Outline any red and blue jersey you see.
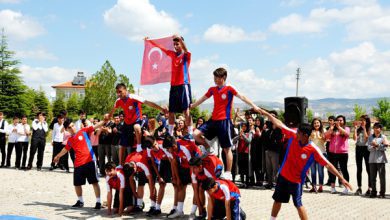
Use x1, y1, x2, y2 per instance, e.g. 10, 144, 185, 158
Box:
166, 51, 191, 86
125, 152, 151, 176
114, 94, 145, 125
174, 139, 202, 168
65, 126, 95, 168
210, 179, 240, 201
205, 85, 238, 120
279, 125, 329, 184
192, 154, 223, 183
106, 168, 125, 191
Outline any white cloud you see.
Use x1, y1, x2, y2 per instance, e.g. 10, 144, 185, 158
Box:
103, 0, 182, 41
203, 24, 266, 43
270, 1, 390, 42
0, 9, 45, 40
20, 65, 85, 98
15, 49, 58, 61
269, 14, 324, 34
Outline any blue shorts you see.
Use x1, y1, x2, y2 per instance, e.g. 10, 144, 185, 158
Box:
119, 121, 141, 147
198, 119, 234, 148
272, 175, 303, 207
213, 199, 244, 220
169, 84, 192, 113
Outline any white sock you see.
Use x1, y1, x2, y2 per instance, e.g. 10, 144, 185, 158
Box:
136, 144, 142, 152
156, 203, 161, 210
191, 204, 197, 214
137, 198, 143, 206
78, 196, 84, 203
168, 124, 174, 136
187, 126, 193, 135
96, 197, 101, 203
177, 202, 184, 212
151, 200, 156, 207
270, 217, 277, 220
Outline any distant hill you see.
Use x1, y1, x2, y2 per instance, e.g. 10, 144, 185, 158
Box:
198, 97, 389, 119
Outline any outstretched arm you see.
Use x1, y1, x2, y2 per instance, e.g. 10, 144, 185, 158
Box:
256, 108, 284, 129
190, 95, 209, 109
235, 92, 259, 111
144, 100, 168, 113
325, 162, 352, 190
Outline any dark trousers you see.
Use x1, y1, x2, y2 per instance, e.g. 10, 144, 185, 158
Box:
28, 138, 46, 168
238, 153, 249, 184
369, 163, 386, 194
355, 145, 371, 188
19, 142, 29, 168
51, 142, 68, 169
6, 142, 21, 167
0, 138, 5, 166
328, 152, 349, 183
98, 144, 112, 175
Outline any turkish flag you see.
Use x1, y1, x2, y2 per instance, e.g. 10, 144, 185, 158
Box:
140, 36, 173, 85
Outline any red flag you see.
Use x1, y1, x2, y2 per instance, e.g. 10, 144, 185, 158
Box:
140, 36, 174, 85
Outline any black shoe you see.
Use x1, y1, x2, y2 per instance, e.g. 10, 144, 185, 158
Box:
379, 193, 386, 198
72, 200, 84, 208
94, 202, 101, 210
66, 169, 70, 173
166, 209, 175, 217
354, 188, 362, 196
37, 167, 42, 171
146, 207, 156, 216
195, 211, 207, 220
5, 165, 10, 168
132, 206, 143, 213
49, 166, 54, 171
152, 208, 161, 216
264, 184, 273, 189
370, 192, 377, 198
365, 189, 372, 196
21, 166, 26, 170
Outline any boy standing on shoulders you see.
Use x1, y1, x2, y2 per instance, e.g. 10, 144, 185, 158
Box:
256, 108, 352, 220
191, 67, 260, 180
146, 35, 193, 137
53, 119, 105, 209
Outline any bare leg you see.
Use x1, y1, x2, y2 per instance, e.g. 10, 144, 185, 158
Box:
92, 182, 101, 198
297, 206, 308, 220
271, 201, 282, 218
157, 183, 166, 205
118, 147, 125, 166
134, 124, 141, 145
75, 186, 82, 197
224, 148, 233, 172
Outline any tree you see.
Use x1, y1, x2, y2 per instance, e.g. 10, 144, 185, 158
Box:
52, 92, 66, 117
31, 88, 50, 118
67, 93, 81, 119
353, 104, 367, 121
83, 60, 134, 116
306, 108, 314, 123
372, 99, 390, 128
0, 29, 28, 117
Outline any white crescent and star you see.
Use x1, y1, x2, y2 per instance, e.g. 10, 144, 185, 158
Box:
148, 47, 163, 70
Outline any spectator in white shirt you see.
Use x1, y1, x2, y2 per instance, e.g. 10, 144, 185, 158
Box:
27, 112, 48, 171
0, 112, 8, 167
6, 116, 20, 168
17, 115, 30, 169
74, 110, 91, 132
50, 114, 69, 172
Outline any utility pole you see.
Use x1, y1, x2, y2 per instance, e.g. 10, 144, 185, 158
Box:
296, 67, 300, 96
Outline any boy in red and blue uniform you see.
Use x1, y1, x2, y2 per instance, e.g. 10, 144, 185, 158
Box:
147, 35, 193, 137
257, 108, 352, 220
202, 177, 246, 220
109, 83, 167, 166
191, 67, 260, 180
53, 120, 106, 209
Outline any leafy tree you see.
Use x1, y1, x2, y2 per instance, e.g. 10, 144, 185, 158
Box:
83, 60, 134, 116
306, 108, 314, 123
0, 29, 28, 117
353, 104, 367, 121
31, 88, 50, 118
67, 92, 81, 119
118, 74, 134, 93
372, 99, 390, 128
52, 92, 66, 117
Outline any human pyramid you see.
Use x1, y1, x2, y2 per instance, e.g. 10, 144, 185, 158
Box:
53, 35, 352, 220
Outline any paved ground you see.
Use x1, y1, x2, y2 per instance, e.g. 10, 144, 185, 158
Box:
1, 142, 390, 220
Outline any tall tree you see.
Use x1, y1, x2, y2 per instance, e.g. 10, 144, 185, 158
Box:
306, 108, 314, 123
0, 29, 28, 117
83, 60, 135, 116
67, 92, 81, 119
52, 92, 66, 117
372, 99, 390, 128
353, 104, 367, 121
31, 88, 50, 119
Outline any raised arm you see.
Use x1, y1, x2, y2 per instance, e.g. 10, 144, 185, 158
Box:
235, 92, 260, 112
145, 37, 170, 55
144, 100, 168, 113
256, 108, 284, 130
325, 162, 352, 190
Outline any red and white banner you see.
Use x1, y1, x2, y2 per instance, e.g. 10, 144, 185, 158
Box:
140, 36, 173, 85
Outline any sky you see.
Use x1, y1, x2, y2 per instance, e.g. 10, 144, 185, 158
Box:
0, 0, 389, 103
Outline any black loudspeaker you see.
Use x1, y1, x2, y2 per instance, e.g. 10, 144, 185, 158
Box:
284, 97, 308, 127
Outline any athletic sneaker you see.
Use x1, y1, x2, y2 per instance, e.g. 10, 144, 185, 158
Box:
152, 209, 161, 216
168, 210, 184, 219
166, 209, 176, 217
189, 213, 196, 219
132, 206, 143, 213
146, 207, 156, 216
72, 200, 84, 208
224, 171, 232, 181
341, 188, 349, 195
94, 202, 101, 209
330, 187, 337, 194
